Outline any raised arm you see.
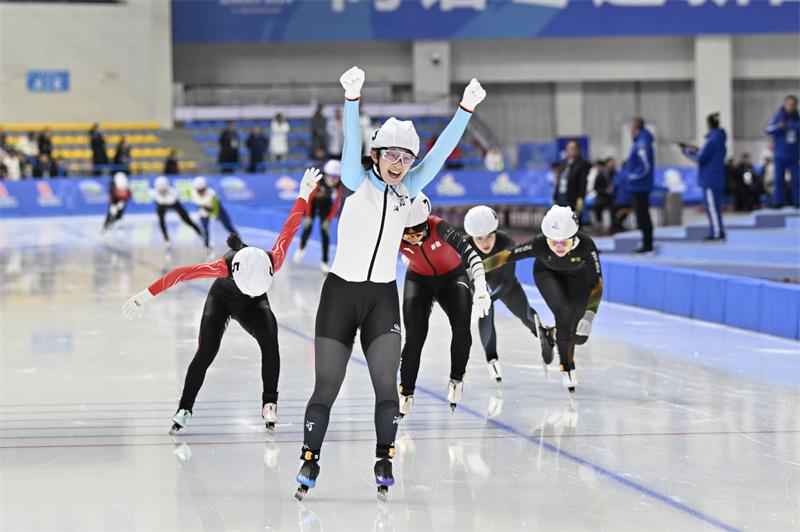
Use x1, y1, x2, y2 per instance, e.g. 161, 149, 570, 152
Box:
406, 80, 486, 196
339, 67, 367, 190
481, 238, 538, 273
271, 167, 324, 272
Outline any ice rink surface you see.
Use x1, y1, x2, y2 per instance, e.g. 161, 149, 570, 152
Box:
1, 215, 798, 531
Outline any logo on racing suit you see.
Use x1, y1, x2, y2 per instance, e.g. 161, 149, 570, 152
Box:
391, 323, 401, 335
305, 420, 315, 432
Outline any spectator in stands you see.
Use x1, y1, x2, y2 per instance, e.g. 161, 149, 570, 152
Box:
624, 117, 655, 253
680, 112, 727, 241
593, 159, 613, 231
730, 153, 761, 212
37, 128, 53, 158
611, 160, 631, 233
765, 94, 799, 207
553, 139, 589, 216
484, 146, 505, 171
761, 153, 776, 199
246, 126, 267, 172
89, 123, 109, 176
32, 154, 60, 179
113, 136, 132, 175
327, 108, 343, 159
0, 128, 8, 151
1, 149, 22, 181
269, 114, 290, 162
164, 149, 180, 175
17, 132, 39, 167
218, 121, 240, 173
310, 104, 328, 159
53, 156, 67, 177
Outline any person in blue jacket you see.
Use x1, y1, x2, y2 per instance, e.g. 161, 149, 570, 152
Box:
624, 117, 655, 253
765, 95, 799, 207
681, 113, 728, 240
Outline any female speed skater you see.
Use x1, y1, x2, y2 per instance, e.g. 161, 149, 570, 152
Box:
191, 176, 239, 252
482, 205, 604, 393
151, 176, 205, 251
398, 192, 490, 416
293, 159, 343, 273
463, 205, 555, 381
102, 172, 131, 232
294, 65, 486, 502
122, 168, 323, 433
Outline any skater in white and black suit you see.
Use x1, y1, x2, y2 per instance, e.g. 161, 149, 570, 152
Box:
295, 66, 486, 502
150, 176, 205, 250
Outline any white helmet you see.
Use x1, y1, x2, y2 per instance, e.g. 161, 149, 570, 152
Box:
323, 159, 341, 177
154, 176, 169, 191
231, 247, 274, 297
113, 172, 129, 191
406, 192, 432, 229
464, 205, 498, 237
371, 117, 420, 158
541, 205, 579, 240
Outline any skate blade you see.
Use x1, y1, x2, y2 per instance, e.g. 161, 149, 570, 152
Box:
265, 422, 275, 432
294, 486, 308, 502
168, 424, 182, 436
377, 486, 389, 502
568, 386, 576, 394
449, 403, 457, 413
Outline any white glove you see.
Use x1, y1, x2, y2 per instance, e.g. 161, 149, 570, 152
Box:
298, 167, 323, 201
122, 289, 154, 320
460, 79, 486, 112
576, 310, 595, 338
339, 66, 365, 100
472, 278, 491, 318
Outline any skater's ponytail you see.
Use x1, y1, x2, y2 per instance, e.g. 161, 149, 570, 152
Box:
226, 233, 246, 251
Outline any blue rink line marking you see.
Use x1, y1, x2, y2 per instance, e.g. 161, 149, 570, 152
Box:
69, 225, 741, 532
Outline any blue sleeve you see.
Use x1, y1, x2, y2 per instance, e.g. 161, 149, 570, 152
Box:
626, 143, 645, 180
682, 146, 699, 162
765, 111, 782, 135
405, 108, 472, 196
697, 138, 714, 165
341, 99, 366, 190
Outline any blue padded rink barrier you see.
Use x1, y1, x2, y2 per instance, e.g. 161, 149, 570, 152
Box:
1, 212, 798, 531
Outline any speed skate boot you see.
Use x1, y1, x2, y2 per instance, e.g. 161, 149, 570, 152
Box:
487, 358, 502, 382
398, 389, 414, 418
537, 321, 556, 366
295, 449, 320, 502
447, 379, 464, 412
561, 367, 578, 393
292, 247, 306, 265
375, 459, 394, 502
262, 403, 277, 432
169, 409, 192, 435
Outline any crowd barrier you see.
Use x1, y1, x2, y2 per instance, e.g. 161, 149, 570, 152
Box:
0, 167, 704, 218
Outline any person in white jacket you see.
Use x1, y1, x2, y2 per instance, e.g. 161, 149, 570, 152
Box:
294, 65, 487, 502
269, 113, 290, 161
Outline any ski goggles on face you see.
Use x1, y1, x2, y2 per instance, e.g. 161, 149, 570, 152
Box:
403, 222, 427, 240
381, 149, 416, 167
547, 238, 575, 249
